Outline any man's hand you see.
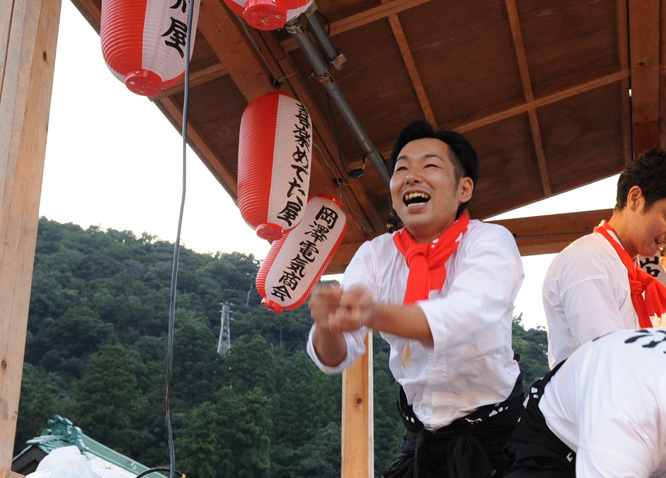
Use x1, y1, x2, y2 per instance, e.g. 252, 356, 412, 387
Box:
308, 284, 343, 333
329, 287, 377, 332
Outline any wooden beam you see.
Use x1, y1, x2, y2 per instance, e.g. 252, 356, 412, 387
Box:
197, 0, 273, 103
150, 63, 228, 101
0, 0, 60, 469
374, 70, 631, 157
616, 0, 633, 165
488, 209, 614, 256
341, 333, 373, 478
505, 0, 551, 196
381, 0, 437, 125
1, 470, 25, 478
281, 0, 433, 52
628, 0, 660, 157
330, 209, 616, 274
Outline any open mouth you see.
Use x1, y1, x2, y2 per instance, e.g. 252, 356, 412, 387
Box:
403, 192, 431, 208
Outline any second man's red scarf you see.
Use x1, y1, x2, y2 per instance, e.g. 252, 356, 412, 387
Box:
393, 212, 470, 304
595, 222, 666, 328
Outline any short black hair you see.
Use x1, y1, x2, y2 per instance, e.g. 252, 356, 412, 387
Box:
389, 120, 479, 218
616, 148, 666, 211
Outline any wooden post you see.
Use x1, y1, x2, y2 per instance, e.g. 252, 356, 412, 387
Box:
0, 470, 25, 478
341, 332, 373, 477
0, 0, 61, 471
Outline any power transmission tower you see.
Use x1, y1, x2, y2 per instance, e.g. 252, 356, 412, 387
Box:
217, 302, 231, 355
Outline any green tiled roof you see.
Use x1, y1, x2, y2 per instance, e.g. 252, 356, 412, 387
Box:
15, 415, 167, 478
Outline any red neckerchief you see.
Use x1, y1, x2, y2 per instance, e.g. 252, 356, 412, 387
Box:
595, 222, 666, 328
393, 212, 470, 304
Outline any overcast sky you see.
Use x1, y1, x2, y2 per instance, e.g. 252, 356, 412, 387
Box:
39, 1, 620, 330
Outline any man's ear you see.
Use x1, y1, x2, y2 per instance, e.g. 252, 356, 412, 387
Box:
458, 177, 474, 203
626, 185, 644, 211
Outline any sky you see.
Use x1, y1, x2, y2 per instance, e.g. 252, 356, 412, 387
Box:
39, 1, 620, 331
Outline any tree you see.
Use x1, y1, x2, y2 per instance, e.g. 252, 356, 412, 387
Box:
73, 344, 148, 457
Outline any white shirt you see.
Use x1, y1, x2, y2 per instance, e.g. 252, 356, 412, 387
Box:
307, 219, 524, 430
539, 329, 666, 477
542, 231, 638, 368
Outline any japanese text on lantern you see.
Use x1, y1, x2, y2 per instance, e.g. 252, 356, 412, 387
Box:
640, 256, 663, 279
276, 103, 311, 227
163, 0, 190, 58
270, 205, 339, 302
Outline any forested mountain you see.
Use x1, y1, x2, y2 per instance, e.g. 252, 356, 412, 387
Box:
15, 218, 548, 477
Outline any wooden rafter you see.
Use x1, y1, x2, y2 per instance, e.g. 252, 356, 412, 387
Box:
150, 63, 228, 101
381, 0, 437, 125
628, 0, 660, 157
280, 0, 433, 52
504, 0, 551, 197
617, 0, 632, 165
375, 70, 631, 157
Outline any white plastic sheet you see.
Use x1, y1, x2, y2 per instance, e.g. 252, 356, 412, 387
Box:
27, 446, 128, 478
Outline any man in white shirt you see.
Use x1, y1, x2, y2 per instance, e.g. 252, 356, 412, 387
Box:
542, 148, 666, 368
307, 121, 525, 477
504, 328, 666, 477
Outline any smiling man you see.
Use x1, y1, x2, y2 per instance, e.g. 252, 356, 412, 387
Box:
542, 148, 666, 369
307, 121, 525, 477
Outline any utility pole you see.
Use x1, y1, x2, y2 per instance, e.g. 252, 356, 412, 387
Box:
217, 302, 231, 355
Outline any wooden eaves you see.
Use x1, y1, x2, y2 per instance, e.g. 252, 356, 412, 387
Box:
2, 0, 665, 476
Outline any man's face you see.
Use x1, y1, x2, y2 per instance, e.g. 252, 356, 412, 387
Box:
389, 138, 472, 243
635, 199, 666, 257
628, 196, 666, 258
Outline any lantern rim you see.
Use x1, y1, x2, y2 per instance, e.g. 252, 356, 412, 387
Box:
243, 0, 288, 30
125, 69, 163, 97
256, 223, 284, 242
261, 298, 284, 314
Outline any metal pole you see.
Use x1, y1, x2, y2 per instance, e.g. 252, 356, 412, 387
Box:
286, 19, 391, 188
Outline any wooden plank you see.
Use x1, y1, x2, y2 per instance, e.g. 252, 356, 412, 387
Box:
0, 0, 60, 470
382, 0, 436, 125
505, 0, 551, 196
282, 0, 433, 52
1, 470, 25, 478
197, 0, 272, 103
150, 63, 227, 101
341, 333, 373, 478
628, 0, 660, 156
616, 0, 632, 165
489, 209, 614, 255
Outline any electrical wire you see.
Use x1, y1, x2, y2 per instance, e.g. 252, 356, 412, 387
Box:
325, 93, 365, 179
159, 2, 196, 478
135, 468, 185, 478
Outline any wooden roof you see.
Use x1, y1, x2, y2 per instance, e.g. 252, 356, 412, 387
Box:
70, 0, 661, 273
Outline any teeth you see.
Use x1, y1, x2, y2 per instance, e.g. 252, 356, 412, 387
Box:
403, 192, 430, 206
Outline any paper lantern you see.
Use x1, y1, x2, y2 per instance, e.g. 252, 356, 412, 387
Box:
101, 0, 200, 96
257, 194, 347, 313
238, 91, 312, 241
223, 0, 313, 31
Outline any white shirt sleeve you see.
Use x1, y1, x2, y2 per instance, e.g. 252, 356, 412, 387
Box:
305, 240, 377, 374
543, 234, 638, 367
417, 223, 523, 352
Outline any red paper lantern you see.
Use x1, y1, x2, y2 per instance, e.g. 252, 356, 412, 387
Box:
256, 194, 347, 313
238, 91, 312, 241
223, 0, 313, 31
101, 0, 200, 96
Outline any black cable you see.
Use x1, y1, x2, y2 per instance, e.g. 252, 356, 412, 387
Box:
160, 2, 195, 478
316, 10, 331, 35
135, 467, 184, 478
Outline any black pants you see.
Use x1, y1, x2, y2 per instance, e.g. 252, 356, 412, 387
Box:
383, 373, 525, 478
503, 361, 575, 477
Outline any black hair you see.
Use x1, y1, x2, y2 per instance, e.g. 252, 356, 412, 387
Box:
389, 120, 479, 218
616, 148, 666, 211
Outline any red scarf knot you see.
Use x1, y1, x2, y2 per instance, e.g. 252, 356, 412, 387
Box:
594, 222, 666, 328
393, 213, 470, 304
